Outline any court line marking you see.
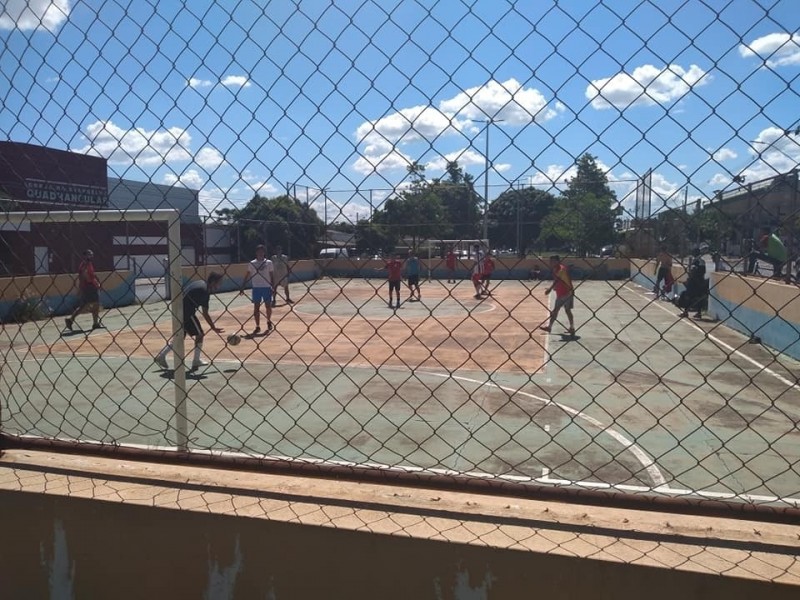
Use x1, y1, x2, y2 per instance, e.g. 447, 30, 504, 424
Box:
289, 296, 498, 321
621, 282, 799, 390
6, 354, 663, 487
421, 371, 667, 488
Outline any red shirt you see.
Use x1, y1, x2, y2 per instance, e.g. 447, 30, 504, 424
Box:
483, 256, 494, 275
386, 259, 403, 281
79, 260, 100, 290
446, 252, 456, 269
552, 263, 573, 297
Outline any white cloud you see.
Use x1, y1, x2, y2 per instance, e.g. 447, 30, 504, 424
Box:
74, 120, 193, 166
162, 169, 205, 190
221, 75, 251, 88
439, 78, 565, 124
587, 64, 710, 110
353, 145, 414, 175
353, 79, 562, 174
0, 0, 69, 32
740, 126, 800, 181
713, 148, 737, 161
739, 33, 800, 68
188, 77, 213, 88
196, 147, 224, 169
426, 148, 486, 172
708, 173, 730, 187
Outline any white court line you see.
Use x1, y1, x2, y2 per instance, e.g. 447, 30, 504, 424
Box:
621, 282, 799, 390
422, 371, 667, 488
14, 342, 800, 506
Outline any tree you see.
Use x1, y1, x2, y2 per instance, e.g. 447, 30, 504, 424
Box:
429, 161, 480, 240
216, 194, 323, 259
538, 154, 620, 255
487, 187, 556, 255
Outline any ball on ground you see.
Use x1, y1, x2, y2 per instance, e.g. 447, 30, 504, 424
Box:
226, 333, 241, 346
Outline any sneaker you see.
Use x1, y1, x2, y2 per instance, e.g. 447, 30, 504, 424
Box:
92, 321, 104, 330
253, 326, 261, 335
693, 312, 702, 319
267, 321, 273, 331
474, 294, 482, 299
286, 299, 294, 304
154, 355, 168, 369
539, 325, 551, 332
567, 327, 575, 335
65, 317, 73, 331
190, 359, 209, 371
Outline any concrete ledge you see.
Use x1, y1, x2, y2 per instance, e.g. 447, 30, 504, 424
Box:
0, 450, 798, 598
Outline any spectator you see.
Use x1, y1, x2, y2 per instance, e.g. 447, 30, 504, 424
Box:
748, 227, 786, 277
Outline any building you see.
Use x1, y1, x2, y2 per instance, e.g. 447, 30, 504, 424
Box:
709, 169, 799, 256
0, 141, 231, 277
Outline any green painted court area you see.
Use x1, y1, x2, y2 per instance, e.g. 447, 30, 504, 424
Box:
1, 279, 799, 507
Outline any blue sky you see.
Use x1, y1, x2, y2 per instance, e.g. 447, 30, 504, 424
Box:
1, 0, 799, 223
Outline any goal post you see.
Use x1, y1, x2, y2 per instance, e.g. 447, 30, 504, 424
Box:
0, 208, 190, 451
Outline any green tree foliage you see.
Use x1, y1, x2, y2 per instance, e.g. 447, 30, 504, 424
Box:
429, 161, 480, 240
538, 154, 621, 255
216, 194, 323, 259
487, 186, 556, 255
372, 162, 448, 248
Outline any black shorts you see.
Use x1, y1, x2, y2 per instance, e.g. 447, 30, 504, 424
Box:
184, 314, 202, 337
407, 274, 419, 286
79, 286, 99, 305
389, 280, 401, 293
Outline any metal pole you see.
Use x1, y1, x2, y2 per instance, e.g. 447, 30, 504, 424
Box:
167, 213, 188, 451
516, 190, 521, 257
483, 122, 489, 241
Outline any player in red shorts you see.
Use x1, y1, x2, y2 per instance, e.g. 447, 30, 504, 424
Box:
540, 255, 575, 335
481, 251, 495, 296
445, 246, 456, 283
383, 252, 404, 309
65, 249, 103, 331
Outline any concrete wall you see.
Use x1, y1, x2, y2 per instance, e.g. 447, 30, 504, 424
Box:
317, 257, 630, 280
182, 260, 320, 293
0, 270, 135, 322
1, 451, 797, 599
630, 259, 800, 359
708, 272, 800, 359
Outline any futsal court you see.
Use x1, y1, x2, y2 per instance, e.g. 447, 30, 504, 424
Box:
1, 277, 799, 507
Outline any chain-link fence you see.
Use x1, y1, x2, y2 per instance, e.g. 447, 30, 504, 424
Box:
1, 0, 800, 527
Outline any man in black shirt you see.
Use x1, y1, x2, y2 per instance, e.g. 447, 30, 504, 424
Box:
155, 272, 224, 370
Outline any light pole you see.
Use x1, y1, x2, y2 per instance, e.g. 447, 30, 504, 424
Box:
472, 118, 504, 242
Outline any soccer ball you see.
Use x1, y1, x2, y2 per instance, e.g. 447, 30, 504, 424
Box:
226, 334, 241, 346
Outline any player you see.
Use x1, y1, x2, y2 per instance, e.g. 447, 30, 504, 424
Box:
653, 246, 674, 299
384, 252, 403, 309
239, 244, 274, 334
405, 248, 421, 302
481, 251, 495, 296
540, 255, 575, 335
471, 244, 485, 299
155, 272, 224, 370
270, 244, 292, 307
445, 246, 457, 283
65, 249, 103, 331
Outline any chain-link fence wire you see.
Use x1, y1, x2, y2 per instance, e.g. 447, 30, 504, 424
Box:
1, 0, 800, 523
1, 451, 799, 589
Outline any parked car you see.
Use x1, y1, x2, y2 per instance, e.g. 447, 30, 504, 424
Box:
318, 247, 349, 259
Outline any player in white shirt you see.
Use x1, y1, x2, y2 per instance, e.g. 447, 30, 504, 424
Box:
270, 244, 292, 307
239, 244, 274, 334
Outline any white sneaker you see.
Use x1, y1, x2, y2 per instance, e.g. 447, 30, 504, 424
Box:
154, 355, 168, 369
190, 359, 209, 371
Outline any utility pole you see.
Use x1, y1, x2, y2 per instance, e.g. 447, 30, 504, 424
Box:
471, 118, 504, 242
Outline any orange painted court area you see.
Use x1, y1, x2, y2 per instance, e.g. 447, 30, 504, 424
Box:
42, 280, 550, 374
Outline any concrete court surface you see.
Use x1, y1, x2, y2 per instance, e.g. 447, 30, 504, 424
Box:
1, 277, 799, 508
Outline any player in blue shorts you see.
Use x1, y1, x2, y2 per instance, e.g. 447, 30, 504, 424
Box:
239, 244, 275, 334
